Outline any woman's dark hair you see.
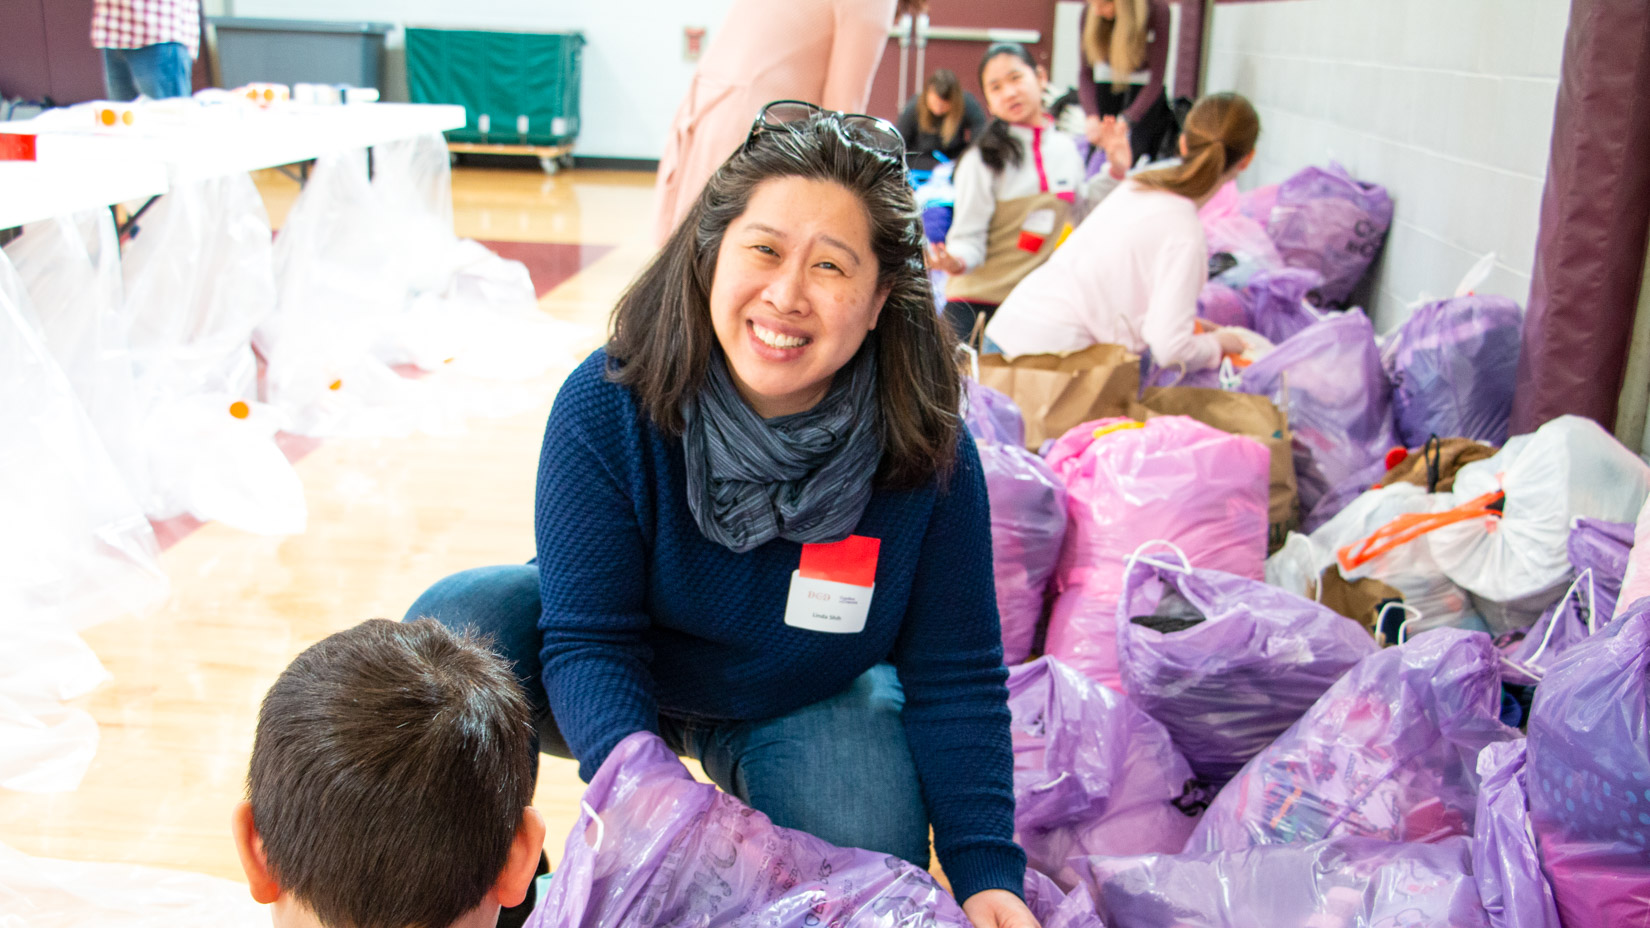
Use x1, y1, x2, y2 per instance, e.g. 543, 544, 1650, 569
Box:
972, 43, 1039, 174
606, 114, 961, 489
918, 69, 965, 146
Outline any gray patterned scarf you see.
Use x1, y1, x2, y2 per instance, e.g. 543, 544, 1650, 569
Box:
681, 346, 882, 553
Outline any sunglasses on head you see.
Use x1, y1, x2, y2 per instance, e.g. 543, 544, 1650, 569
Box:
744, 100, 905, 158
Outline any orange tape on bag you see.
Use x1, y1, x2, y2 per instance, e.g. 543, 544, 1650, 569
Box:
1336, 490, 1505, 572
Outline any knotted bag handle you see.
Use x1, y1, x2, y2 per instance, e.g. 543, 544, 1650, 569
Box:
1337, 489, 1505, 573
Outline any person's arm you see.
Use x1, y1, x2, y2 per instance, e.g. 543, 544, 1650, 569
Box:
942, 150, 995, 272
897, 97, 922, 150
822, 0, 899, 112
1140, 235, 1223, 371
535, 369, 660, 782
892, 432, 1026, 904
1076, 6, 1101, 118
1122, 0, 1172, 125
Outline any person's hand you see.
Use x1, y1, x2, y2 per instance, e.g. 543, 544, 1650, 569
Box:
1216, 329, 1249, 356
1098, 115, 1132, 179
929, 241, 966, 275
1083, 114, 1106, 147
962, 889, 1041, 928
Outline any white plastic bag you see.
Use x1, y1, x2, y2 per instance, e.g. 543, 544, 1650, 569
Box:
122, 173, 305, 534
0, 840, 267, 927
0, 255, 169, 629
1305, 484, 1485, 635
1429, 415, 1650, 632
4, 211, 151, 505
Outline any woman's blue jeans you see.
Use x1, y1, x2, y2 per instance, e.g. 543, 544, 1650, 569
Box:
405, 565, 932, 869
101, 43, 192, 101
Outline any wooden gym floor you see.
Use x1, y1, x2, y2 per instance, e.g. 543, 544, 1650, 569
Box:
0, 164, 660, 881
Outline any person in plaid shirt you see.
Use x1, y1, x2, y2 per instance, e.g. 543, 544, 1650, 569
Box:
91, 0, 200, 101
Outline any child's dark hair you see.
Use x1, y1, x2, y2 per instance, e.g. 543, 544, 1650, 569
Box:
972, 43, 1039, 174
247, 619, 535, 928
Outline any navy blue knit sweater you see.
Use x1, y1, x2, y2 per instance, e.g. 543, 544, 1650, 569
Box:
534, 349, 1023, 901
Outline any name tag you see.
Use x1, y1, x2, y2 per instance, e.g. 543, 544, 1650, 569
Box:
783, 535, 879, 634
1018, 208, 1058, 253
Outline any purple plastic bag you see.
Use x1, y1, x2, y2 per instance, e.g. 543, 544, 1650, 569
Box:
1473, 740, 1563, 928
978, 442, 1067, 664
963, 380, 1027, 449
1023, 871, 1103, 928
1240, 310, 1400, 524
1008, 657, 1199, 889
1503, 518, 1634, 681
1247, 266, 1327, 346
1525, 607, 1650, 927
922, 203, 954, 244
1384, 295, 1524, 448
1115, 554, 1378, 785
1044, 417, 1271, 690
526, 732, 972, 928
1267, 163, 1394, 307
1075, 836, 1488, 928
1301, 456, 1389, 534
1195, 281, 1251, 330
1187, 628, 1520, 852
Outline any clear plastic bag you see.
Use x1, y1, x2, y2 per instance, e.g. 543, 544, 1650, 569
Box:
0, 254, 169, 629
0, 839, 267, 927
524, 732, 974, 928
1188, 628, 1520, 852
1009, 657, 1201, 890
1076, 836, 1488, 928
121, 173, 305, 534
4, 211, 151, 506
0, 618, 111, 793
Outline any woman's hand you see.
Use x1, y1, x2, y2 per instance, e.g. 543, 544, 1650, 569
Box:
963, 889, 1041, 928
1215, 329, 1249, 356
1097, 116, 1132, 180
929, 242, 967, 275
1083, 114, 1106, 147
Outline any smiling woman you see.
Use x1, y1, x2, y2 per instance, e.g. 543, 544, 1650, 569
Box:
404, 106, 1040, 928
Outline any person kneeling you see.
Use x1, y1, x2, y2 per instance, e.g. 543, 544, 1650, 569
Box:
231, 619, 546, 928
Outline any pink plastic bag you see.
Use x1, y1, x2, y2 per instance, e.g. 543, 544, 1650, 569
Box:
1187, 628, 1520, 852
978, 443, 1066, 664
1008, 657, 1199, 889
1526, 607, 1650, 927
526, 732, 973, 928
1075, 836, 1488, 928
1473, 740, 1562, 928
1043, 417, 1270, 690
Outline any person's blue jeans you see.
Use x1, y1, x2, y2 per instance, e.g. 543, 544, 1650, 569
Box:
405, 565, 932, 868
102, 43, 192, 101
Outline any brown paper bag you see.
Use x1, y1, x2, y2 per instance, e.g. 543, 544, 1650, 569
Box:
976, 344, 1140, 451
1138, 385, 1299, 551
1317, 569, 1402, 639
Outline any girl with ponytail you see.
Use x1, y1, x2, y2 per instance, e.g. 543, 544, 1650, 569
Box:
984, 92, 1261, 369
930, 43, 1108, 342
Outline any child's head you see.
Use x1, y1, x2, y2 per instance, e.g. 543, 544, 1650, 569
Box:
1134, 92, 1260, 203
232, 619, 545, 928
977, 43, 1045, 127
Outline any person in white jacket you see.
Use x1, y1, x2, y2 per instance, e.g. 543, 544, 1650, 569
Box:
983, 93, 1260, 368
929, 43, 1120, 341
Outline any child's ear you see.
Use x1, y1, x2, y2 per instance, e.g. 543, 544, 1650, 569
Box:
231, 801, 281, 905
492, 807, 549, 909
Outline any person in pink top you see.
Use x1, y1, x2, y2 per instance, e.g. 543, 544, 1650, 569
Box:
651, 0, 924, 245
